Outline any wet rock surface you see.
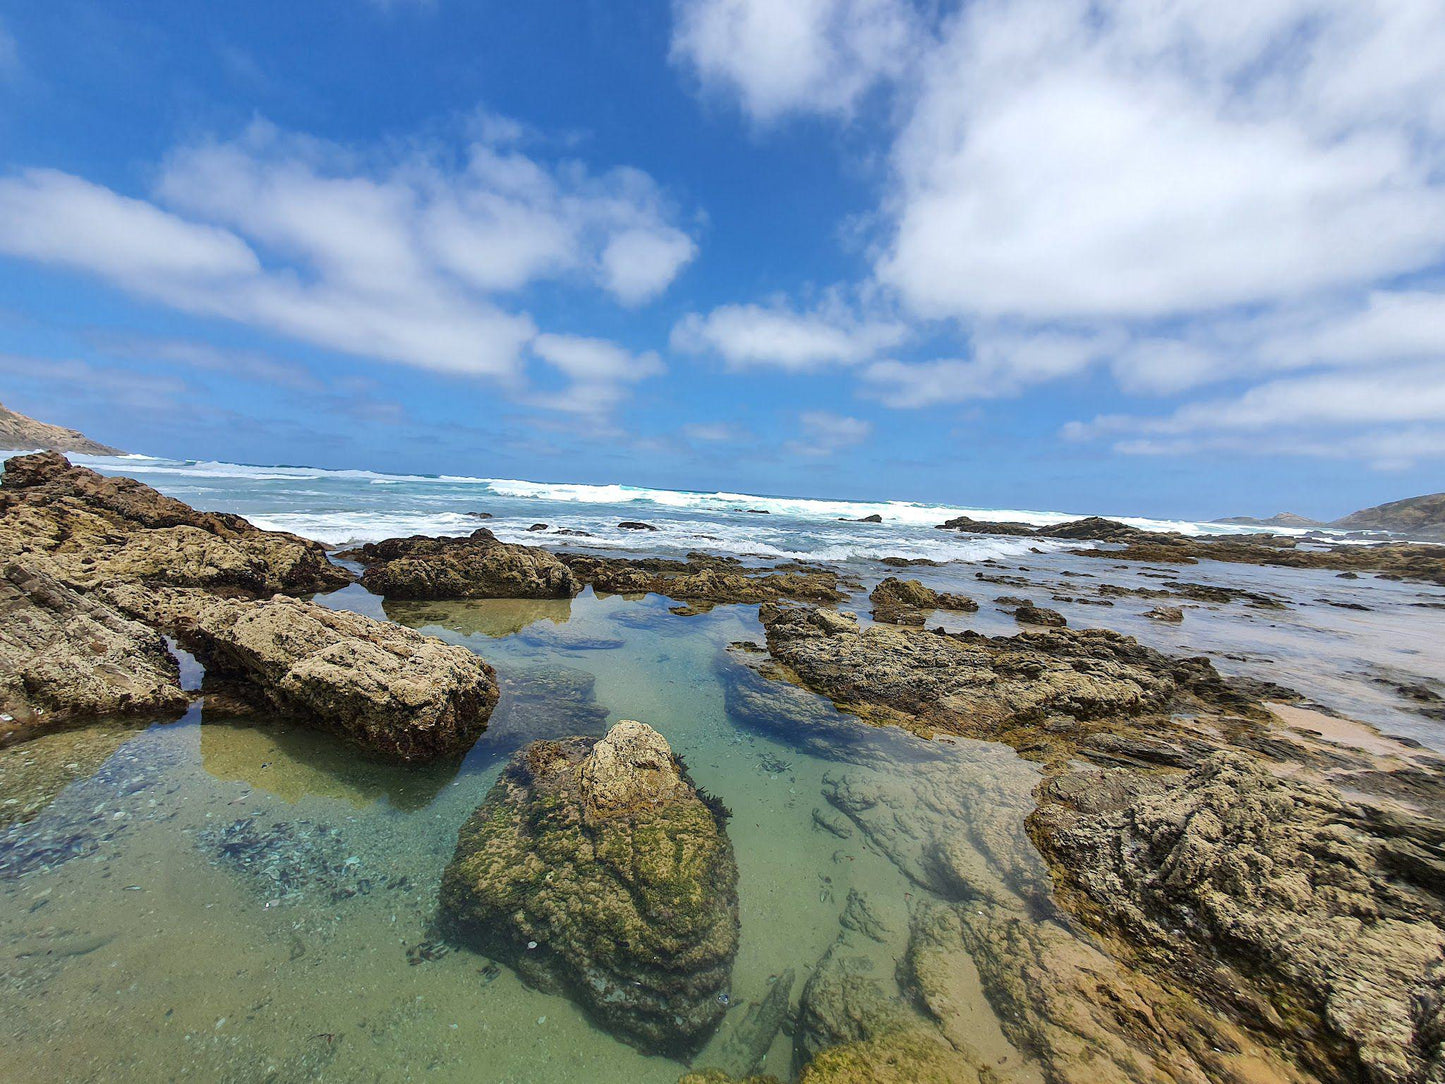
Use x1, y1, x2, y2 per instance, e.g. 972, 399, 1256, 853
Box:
867, 577, 977, 625
108, 588, 499, 762
0, 452, 350, 596
0, 562, 188, 740
561, 552, 844, 610
342, 528, 581, 600
439, 721, 740, 1056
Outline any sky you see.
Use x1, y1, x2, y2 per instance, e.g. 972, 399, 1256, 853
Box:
0, 0, 1443, 520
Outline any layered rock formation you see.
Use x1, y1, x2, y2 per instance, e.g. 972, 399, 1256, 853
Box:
0, 562, 188, 741
105, 587, 498, 762
440, 721, 740, 1055
341, 529, 581, 600
867, 577, 976, 625
0, 451, 350, 595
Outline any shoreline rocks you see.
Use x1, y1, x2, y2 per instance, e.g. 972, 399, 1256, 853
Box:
439, 721, 740, 1056
0, 451, 350, 596
868, 577, 977, 626
1, 562, 189, 741
341, 529, 581, 600
560, 552, 845, 610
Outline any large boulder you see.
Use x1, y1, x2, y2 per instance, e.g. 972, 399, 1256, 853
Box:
0, 451, 350, 596
439, 721, 740, 1055
115, 589, 498, 762
344, 529, 580, 600
0, 562, 188, 741
867, 577, 976, 625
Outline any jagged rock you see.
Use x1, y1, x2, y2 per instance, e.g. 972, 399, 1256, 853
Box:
1144, 606, 1184, 622
1032, 753, 1445, 1084
0, 561, 188, 740
1036, 517, 1149, 542
1012, 602, 1067, 627
757, 604, 1273, 761
0, 451, 349, 596
342, 529, 580, 600
562, 553, 843, 607
108, 587, 497, 762
619, 520, 658, 531
856, 514, 883, 523
439, 721, 740, 1056
935, 515, 1037, 536
868, 578, 976, 625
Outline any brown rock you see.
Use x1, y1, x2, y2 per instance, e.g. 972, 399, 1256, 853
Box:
345, 529, 580, 600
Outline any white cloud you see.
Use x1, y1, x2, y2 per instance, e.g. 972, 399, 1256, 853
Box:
787, 409, 873, 456
0, 120, 695, 388
878, 0, 1445, 322
862, 328, 1116, 406
529, 333, 664, 415
671, 0, 918, 122
681, 421, 745, 442
672, 297, 906, 371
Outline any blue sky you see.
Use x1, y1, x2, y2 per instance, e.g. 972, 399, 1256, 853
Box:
1, 0, 1443, 519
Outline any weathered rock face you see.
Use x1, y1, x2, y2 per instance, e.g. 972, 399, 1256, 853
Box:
108, 587, 498, 762
757, 604, 1272, 758
439, 721, 740, 1056
561, 553, 844, 610
0, 562, 189, 741
343, 529, 581, 600
0, 452, 350, 596
867, 578, 976, 625
1032, 754, 1445, 1084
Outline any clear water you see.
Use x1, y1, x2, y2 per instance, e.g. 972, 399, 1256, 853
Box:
0, 587, 1048, 1082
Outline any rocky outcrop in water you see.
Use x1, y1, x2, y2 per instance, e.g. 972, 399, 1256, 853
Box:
867, 577, 977, 625
0, 562, 189, 741
0, 451, 350, 596
561, 552, 844, 611
439, 721, 740, 1056
341, 528, 581, 600
106, 587, 498, 762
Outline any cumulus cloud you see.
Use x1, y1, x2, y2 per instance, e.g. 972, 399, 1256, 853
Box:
671, 0, 918, 122
0, 120, 693, 391
529, 333, 664, 415
672, 0, 1445, 466
786, 410, 873, 456
671, 296, 906, 371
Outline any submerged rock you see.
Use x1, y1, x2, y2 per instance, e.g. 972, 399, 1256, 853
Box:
117, 589, 499, 762
0, 561, 188, 740
0, 451, 349, 595
343, 528, 581, 600
440, 721, 740, 1056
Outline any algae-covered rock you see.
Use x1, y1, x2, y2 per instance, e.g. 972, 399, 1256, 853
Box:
440, 721, 740, 1056
868, 577, 977, 625
798, 1028, 992, 1083
0, 561, 189, 740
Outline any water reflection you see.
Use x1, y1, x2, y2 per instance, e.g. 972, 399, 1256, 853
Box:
383, 595, 574, 638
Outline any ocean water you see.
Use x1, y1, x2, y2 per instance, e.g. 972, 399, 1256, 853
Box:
65, 453, 1316, 565
2, 455, 1443, 1081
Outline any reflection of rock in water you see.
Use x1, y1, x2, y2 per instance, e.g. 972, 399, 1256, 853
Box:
468, 665, 612, 762
198, 719, 461, 812
198, 817, 377, 905
0, 724, 187, 877
383, 595, 574, 639
718, 645, 939, 765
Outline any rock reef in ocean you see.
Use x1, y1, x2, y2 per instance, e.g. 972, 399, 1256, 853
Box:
439, 721, 740, 1056
341, 528, 581, 600
1, 561, 189, 741
560, 552, 845, 611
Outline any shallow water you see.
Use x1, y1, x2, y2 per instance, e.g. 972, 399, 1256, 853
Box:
0, 587, 1051, 1082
